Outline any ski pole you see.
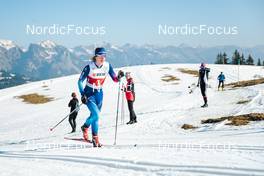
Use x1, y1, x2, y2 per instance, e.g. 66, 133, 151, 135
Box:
114, 81, 121, 145
121, 83, 125, 125
49, 103, 83, 132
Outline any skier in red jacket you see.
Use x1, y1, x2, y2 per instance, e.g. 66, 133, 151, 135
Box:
124, 72, 137, 124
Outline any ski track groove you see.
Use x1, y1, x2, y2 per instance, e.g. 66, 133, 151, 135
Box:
13, 142, 264, 153
0, 152, 264, 176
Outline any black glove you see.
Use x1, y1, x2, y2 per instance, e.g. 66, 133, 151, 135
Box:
117, 70, 125, 80
81, 95, 87, 104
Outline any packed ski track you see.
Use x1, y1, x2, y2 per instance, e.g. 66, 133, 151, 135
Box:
0, 64, 264, 176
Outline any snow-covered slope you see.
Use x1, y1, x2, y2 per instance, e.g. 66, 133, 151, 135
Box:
0, 64, 264, 176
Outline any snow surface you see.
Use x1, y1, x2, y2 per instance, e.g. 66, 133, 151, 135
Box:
0, 64, 264, 176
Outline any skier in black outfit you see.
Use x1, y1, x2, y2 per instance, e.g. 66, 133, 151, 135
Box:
197, 63, 210, 108
68, 92, 79, 133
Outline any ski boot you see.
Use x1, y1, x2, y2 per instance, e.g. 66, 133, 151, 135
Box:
92, 135, 102, 147
201, 96, 208, 108
131, 119, 137, 124
201, 103, 208, 108
81, 124, 89, 141
126, 120, 133, 125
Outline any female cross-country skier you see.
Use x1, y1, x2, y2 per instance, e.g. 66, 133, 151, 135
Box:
78, 47, 123, 147
197, 63, 210, 108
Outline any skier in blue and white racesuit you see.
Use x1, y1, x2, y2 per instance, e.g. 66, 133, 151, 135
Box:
78, 47, 124, 147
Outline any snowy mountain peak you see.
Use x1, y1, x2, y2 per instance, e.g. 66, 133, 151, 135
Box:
110, 45, 124, 52
0, 39, 17, 50
39, 40, 57, 48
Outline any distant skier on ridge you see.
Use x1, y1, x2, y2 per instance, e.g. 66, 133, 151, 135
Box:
197, 63, 210, 108
217, 72, 225, 91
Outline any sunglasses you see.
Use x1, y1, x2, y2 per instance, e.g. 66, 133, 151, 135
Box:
96, 54, 106, 58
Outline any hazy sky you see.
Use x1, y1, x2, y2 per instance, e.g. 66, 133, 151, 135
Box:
0, 0, 263, 48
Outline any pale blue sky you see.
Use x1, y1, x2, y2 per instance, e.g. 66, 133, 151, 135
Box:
0, 0, 263, 47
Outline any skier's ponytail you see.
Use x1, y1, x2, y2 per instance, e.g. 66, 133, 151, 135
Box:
91, 56, 97, 62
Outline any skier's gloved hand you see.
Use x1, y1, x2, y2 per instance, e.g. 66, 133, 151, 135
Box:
121, 87, 126, 92
76, 105, 80, 112
81, 95, 88, 104
197, 83, 199, 87
117, 70, 125, 80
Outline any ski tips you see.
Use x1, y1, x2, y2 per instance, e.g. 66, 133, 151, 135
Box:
49, 128, 53, 131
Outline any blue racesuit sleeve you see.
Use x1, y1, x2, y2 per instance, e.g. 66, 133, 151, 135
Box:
78, 65, 90, 95
108, 64, 118, 82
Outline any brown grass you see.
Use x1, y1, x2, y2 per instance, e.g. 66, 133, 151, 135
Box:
178, 68, 198, 77
226, 78, 264, 88
181, 124, 197, 130
160, 67, 171, 70
201, 113, 264, 126
225, 118, 249, 126
159, 67, 172, 72
16, 93, 54, 104
161, 74, 180, 82
237, 99, 251, 104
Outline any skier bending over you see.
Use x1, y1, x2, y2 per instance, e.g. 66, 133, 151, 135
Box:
197, 63, 210, 108
217, 72, 225, 91
78, 47, 123, 147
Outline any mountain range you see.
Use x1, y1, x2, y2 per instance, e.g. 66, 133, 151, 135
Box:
0, 39, 264, 81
